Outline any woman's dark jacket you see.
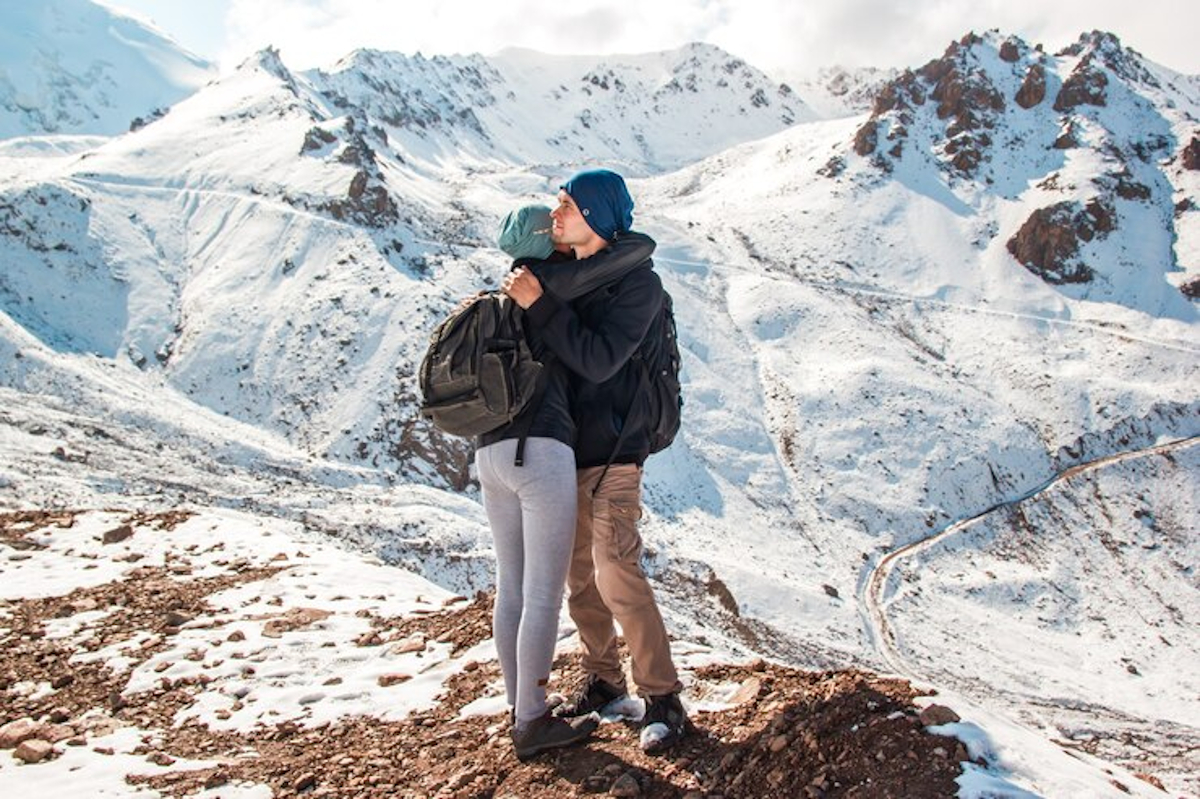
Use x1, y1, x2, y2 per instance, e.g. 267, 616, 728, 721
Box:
477, 232, 656, 453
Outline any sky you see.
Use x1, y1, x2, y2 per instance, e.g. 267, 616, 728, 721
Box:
105, 0, 1199, 81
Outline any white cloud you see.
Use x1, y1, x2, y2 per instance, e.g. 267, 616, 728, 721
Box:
218, 0, 1198, 78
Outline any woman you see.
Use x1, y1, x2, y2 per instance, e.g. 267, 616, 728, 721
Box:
475, 204, 654, 760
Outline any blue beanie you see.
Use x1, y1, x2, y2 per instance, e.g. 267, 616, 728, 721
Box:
561, 168, 634, 241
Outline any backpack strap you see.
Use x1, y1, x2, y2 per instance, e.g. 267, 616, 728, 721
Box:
590, 357, 650, 496
506, 295, 553, 468
510, 362, 550, 467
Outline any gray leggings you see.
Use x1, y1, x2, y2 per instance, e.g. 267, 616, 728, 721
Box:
476, 437, 577, 724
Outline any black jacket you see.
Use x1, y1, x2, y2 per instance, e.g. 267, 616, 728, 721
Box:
524, 248, 662, 468
477, 233, 656, 453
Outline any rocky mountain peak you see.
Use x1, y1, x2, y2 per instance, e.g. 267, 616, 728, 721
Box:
843, 28, 1193, 303
852, 29, 1010, 174
243, 46, 295, 84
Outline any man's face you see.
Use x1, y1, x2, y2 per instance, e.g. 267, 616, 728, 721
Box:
550, 190, 592, 247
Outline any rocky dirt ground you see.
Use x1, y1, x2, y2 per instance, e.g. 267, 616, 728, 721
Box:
0, 509, 974, 798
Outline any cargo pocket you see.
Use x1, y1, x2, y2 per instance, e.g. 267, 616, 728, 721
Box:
595, 498, 643, 564
478, 350, 514, 414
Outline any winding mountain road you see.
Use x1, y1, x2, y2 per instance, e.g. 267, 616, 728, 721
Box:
862, 433, 1200, 680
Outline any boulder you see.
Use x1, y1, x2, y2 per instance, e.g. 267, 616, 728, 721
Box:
0, 718, 43, 749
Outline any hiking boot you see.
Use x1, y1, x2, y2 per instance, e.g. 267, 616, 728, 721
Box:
511, 711, 599, 761
639, 692, 688, 753
554, 673, 628, 718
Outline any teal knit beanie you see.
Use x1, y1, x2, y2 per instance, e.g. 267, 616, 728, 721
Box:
497, 205, 554, 260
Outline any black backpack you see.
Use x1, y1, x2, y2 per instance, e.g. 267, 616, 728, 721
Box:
594, 291, 682, 490
418, 293, 543, 440
636, 290, 683, 454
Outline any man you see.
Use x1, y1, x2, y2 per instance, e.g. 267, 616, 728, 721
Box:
501, 169, 687, 753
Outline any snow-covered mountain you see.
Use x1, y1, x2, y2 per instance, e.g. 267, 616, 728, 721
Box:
0, 12, 1197, 796
0, 0, 214, 139
312, 43, 811, 172
846, 30, 1199, 309
792, 65, 899, 119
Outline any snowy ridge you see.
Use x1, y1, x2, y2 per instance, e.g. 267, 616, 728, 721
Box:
0, 0, 214, 138
310, 42, 812, 172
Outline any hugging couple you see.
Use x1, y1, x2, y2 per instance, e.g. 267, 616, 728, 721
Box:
476, 168, 686, 760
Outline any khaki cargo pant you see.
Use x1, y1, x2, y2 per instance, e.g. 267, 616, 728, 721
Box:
567, 464, 682, 697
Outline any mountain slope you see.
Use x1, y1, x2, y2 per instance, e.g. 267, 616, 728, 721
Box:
0, 0, 214, 139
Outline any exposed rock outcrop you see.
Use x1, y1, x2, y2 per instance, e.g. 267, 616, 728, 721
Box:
1006, 198, 1116, 284
1015, 63, 1046, 109
1054, 59, 1108, 112
1182, 136, 1200, 171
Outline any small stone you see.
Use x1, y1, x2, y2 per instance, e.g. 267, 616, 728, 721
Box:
323, 677, 343, 686
294, 772, 317, 791
93, 746, 115, 755
14, 739, 53, 763
729, 677, 762, 706
48, 707, 71, 724
204, 771, 229, 789
147, 752, 175, 766
164, 611, 191, 628
609, 773, 641, 797
918, 704, 960, 727
227, 630, 246, 642
357, 631, 383, 647
102, 524, 134, 544
822, 584, 840, 598
66, 738, 86, 747
581, 775, 609, 793
390, 635, 425, 655
769, 734, 789, 753
50, 673, 75, 689
154, 661, 172, 673
378, 673, 411, 688
41, 724, 75, 743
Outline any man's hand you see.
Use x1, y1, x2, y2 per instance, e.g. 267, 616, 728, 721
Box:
502, 267, 544, 310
